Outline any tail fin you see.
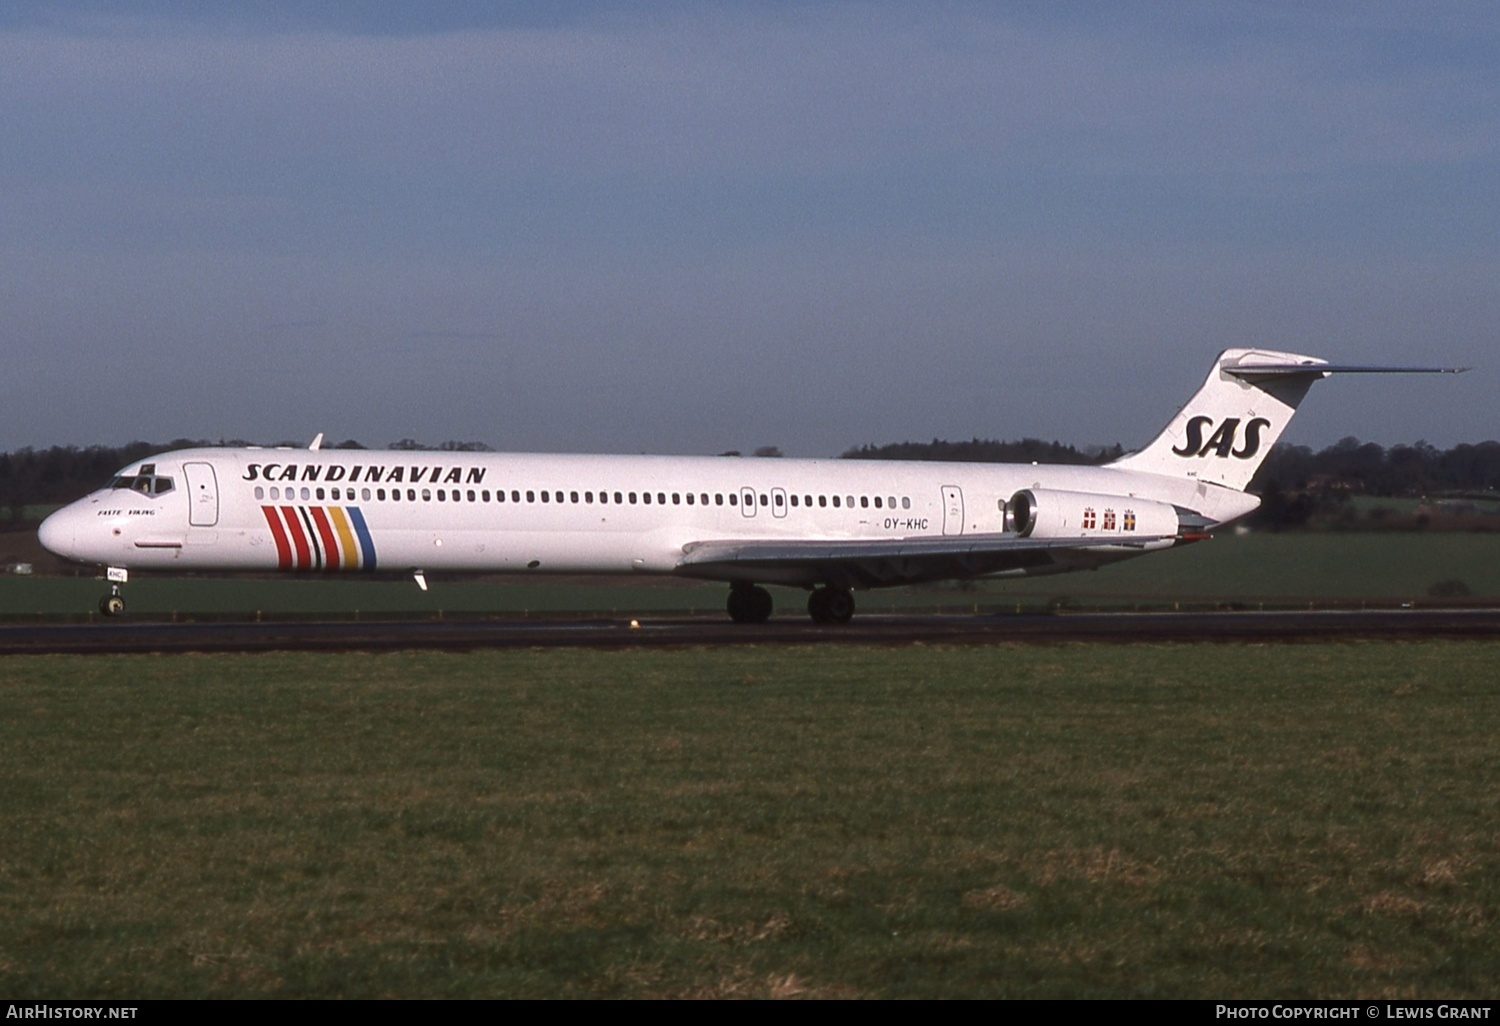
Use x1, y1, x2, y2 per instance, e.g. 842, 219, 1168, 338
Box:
1110, 348, 1464, 492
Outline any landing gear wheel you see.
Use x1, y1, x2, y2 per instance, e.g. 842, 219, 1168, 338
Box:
100, 593, 125, 617
808, 587, 855, 624
727, 584, 773, 624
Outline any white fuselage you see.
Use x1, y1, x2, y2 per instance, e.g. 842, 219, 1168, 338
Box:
37, 446, 1257, 587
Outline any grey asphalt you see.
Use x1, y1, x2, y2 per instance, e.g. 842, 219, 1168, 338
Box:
4, 608, 1500, 655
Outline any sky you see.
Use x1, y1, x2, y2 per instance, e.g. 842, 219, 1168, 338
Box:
2, 1, 1496, 457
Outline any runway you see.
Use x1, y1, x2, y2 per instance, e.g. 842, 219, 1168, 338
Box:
4, 608, 1500, 654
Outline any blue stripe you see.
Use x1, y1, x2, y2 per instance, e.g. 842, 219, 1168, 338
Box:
348, 506, 377, 572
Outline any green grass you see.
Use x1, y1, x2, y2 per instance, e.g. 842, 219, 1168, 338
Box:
7, 531, 1500, 619
1, 643, 1497, 997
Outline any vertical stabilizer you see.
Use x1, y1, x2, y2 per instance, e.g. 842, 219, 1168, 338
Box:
1109, 348, 1327, 492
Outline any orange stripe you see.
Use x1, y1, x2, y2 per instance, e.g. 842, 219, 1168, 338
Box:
328, 507, 360, 569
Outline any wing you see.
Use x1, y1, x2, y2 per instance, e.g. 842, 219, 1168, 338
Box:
676, 532, 1177, 589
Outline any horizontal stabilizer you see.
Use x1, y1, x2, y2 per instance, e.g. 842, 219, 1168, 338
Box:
1227, 362, 1467, 379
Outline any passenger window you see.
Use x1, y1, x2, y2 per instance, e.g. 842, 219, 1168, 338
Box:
774, 493, 784, 507
438, 490, 446, 502
527, 491, 535, 502
629, 492, 637, 504
407, 489, 416, 501
790, 495, 798, 507
658, 493, 666, 504
819, 496, 827, 507
902, 497, 911, 509
832, 496, 840, 508
468, 490, 476, 501
317, 488, 326, 500
377, 489, 386, 501
759, 494, 768, 506
422, 489, 431, 501
729, 493, 737, 506
254, 486, 264, 500
482, 490, 490, 501
673, 493, 681, 505
860, 496, 868, 508
301, 487, 311, 501
541, 491, 549, 503
614, 492, 623, 504
685, 493, 693, 505
585, 492, 593, 504
716, 494, 724, 506
643, 492, 652, 504
571, 491, 579, 503
512, 490, 520, 502
873, 496, 882, 508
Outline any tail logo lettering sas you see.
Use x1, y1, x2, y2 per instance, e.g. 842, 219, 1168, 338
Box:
1171, 416, 1272, 460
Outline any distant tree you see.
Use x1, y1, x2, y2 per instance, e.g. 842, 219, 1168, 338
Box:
842, 437, 1107, 465
753, 446, 784, 458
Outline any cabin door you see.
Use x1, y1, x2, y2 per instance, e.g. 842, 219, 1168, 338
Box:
184, 462, 220, 527
941, 485, 964, 536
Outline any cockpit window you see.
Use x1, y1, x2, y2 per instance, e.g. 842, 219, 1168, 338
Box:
109, 469, 175, 496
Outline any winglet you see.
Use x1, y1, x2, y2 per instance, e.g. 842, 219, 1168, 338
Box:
308, 432, 324, 451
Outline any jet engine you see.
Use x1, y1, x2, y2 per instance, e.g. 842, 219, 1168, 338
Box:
1007, 488, 1186, 540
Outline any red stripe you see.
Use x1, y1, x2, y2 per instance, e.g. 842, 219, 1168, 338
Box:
309, 507, 340, 573
281, 506, 311, 570
261, 506, 292, 570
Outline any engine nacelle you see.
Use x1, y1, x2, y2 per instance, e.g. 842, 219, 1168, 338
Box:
1008, 488, 1183, 540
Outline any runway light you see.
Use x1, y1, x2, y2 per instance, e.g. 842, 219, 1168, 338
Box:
630, 619, 640, 629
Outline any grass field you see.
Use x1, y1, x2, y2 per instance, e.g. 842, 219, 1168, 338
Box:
1, 643, 1496, 998
6, 531, 1500, 619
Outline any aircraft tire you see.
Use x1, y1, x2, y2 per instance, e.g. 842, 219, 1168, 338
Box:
728, 584, 773, 624
100, 595, 125, 617
807, 588, 830, 623
824, 588, 855, 624
807, 587, 855, 624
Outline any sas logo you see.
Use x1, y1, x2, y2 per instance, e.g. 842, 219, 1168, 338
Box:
1172, 416, 1273, 460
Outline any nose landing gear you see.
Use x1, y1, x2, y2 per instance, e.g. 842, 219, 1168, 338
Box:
99, 567, 129, 617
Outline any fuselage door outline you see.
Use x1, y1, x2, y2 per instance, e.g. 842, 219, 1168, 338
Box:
183, 462, 219, 527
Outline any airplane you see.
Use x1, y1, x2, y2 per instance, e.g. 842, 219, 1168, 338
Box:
38, 348, 1462, 622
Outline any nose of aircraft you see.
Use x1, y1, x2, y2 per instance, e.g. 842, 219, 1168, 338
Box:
38, 505, 80, 561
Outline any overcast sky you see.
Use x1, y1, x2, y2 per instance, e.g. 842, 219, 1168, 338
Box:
3, 1, 1495, 457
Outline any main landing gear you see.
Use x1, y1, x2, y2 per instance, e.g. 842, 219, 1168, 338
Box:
99, 567, 129, 617
727, 583, 774, 624
807, 586, 855, 625
725, 583, 857, 624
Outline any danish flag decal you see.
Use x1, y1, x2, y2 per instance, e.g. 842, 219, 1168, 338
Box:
1171, 416, 1273, 460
